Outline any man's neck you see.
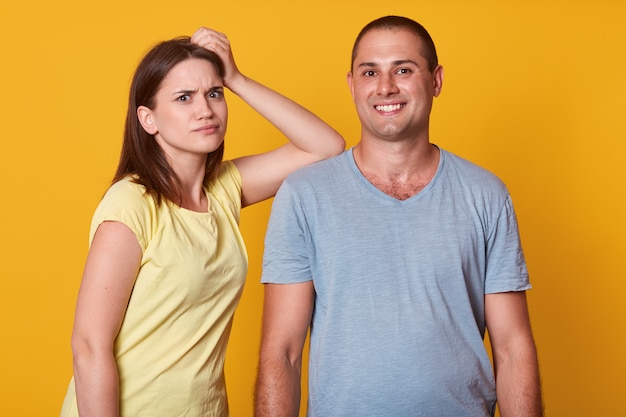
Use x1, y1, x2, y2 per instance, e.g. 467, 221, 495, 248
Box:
353, 139, 440, 200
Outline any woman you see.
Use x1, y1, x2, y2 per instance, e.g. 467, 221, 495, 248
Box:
60, 27, 344, 417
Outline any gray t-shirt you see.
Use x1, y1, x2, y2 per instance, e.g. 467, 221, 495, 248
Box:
262, 147, 531, 417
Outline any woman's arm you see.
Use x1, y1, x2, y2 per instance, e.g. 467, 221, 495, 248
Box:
191, 28, 345, 206
71, 221, 142, 417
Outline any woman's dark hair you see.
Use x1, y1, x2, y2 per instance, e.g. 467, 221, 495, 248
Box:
113, 37, 226, 206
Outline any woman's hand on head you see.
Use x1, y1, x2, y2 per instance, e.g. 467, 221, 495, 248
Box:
191, 27, 242, 88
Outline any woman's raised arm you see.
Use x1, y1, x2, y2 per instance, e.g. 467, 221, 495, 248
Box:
191, 27, 345, 206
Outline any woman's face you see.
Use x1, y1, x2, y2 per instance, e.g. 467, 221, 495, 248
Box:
138, 58, 228, 162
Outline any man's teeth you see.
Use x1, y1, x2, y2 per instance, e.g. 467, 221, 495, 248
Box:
375, 104, 403, 112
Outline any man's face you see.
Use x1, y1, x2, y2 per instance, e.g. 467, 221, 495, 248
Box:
347, 28, 443, 142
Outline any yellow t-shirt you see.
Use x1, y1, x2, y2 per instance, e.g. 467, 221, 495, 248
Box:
61, 161, 247, 417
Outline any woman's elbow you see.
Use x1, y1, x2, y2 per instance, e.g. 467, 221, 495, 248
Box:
320, 132, 346, 159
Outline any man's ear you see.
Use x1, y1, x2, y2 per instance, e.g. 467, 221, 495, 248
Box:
137, 106, 158, 135
346, 71, 355, 101
433, 65, 444, 97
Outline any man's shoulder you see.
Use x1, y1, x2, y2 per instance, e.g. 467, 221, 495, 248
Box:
441, 149, 507, 191
286, 150, 350, 183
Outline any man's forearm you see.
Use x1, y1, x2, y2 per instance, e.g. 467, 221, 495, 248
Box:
255, 357, 302, 417
496, 350, 543, 417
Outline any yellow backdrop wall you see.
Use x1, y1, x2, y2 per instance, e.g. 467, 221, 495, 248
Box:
1, 0, 624, 415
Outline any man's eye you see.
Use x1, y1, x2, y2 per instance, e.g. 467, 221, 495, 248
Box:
363, 70, 376, 77
397, 68, 411, 74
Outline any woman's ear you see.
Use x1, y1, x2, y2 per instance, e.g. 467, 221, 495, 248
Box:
137, 106, 158, 135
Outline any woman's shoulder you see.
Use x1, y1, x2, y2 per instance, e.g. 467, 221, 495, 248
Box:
90, 177, 155, 247
94, 177, 156, 225
103, 176, 147, 199
209, 161, 242, 204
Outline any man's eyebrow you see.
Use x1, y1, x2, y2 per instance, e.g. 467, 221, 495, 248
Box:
393, 59, 419, 66
357, 59, 420, 69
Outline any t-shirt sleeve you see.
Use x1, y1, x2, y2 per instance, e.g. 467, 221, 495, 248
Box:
484, 194, 532, 293
89, 179, 152, 251
261, 179, 313, 284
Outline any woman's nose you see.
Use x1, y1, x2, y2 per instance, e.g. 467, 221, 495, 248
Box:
197, 97, 213, 118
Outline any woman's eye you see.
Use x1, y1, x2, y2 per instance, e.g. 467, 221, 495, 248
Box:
209, 90, 223, 99
176, 94, 191, 102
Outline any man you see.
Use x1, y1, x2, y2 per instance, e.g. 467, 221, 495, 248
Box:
255, 15, 543, 417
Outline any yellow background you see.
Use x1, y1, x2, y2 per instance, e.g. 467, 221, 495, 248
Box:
1, 0, 624, 415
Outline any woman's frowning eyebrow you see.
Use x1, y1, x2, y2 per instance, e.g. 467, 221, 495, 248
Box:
171, 86, 224, 96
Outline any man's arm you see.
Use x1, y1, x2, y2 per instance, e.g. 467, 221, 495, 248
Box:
255, 281, 315, 417
485, 291, 543, 417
